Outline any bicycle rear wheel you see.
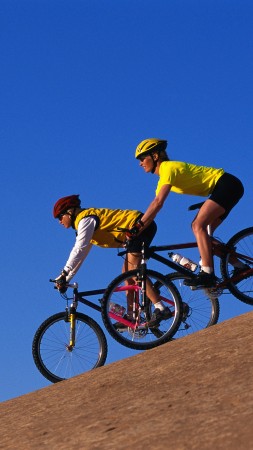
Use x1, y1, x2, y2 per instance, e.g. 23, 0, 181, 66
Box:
101, 269, 182, 350
32, 312, 107, 383
164, 273, 220, 338
220, 227, 253, 305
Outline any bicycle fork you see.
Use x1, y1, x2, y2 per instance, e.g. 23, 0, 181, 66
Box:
65, 304, 77, 351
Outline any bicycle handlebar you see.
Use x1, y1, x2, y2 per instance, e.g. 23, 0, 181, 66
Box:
49, 279, 79, 289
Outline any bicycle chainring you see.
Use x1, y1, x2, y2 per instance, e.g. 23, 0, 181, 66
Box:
127, 325, 149, 339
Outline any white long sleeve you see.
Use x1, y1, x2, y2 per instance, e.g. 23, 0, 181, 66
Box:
64, 216, 97, 281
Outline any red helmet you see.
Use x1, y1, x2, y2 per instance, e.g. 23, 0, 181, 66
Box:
53, 195, 81, 219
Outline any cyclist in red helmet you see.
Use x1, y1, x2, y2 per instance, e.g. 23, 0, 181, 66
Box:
53, 194, 171, 326
135, 138, 245, 288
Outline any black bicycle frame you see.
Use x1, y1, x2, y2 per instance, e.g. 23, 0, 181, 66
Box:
76, 288, 105, 312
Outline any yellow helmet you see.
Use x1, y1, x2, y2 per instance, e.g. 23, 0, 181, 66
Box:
135, 138, 167, 159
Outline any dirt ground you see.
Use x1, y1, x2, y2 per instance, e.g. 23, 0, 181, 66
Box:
1, 311, 253, 450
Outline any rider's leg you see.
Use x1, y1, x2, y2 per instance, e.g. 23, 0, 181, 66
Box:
122, 253, 160, 304
195, 172, 244, 268
123, 252, 163, 307
120, 221, 170, 324
122, 252, 141, 317
183, 200, 226, 287
191, 199, 225, 271
186, 173, 244, 287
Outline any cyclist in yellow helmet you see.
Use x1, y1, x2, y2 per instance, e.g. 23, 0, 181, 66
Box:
134, 138, 245, 288
52, 195, 171, 327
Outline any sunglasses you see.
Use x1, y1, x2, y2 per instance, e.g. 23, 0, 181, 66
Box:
138, 155, 150, 162
58, 213, 66, 220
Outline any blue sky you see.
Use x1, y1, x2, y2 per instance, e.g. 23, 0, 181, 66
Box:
1, 0, 253, 402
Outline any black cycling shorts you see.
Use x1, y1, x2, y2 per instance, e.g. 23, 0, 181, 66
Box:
209, 172, 244, 220
126, 220, 157, 253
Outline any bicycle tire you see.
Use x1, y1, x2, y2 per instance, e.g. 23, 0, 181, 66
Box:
101, 269, 182, 350
220, 227, 253, 305
164, 272, 220, 337
32, 312, 108, 383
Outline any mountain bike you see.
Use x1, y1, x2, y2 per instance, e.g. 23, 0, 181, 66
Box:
101, 202, 253, 344
32, 275, 183, 382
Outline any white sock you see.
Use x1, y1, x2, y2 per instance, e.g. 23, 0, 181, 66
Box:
201, 266, 213, 274
154, 301, 165, 311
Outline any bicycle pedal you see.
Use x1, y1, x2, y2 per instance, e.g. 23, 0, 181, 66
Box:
115, 327, 128, 333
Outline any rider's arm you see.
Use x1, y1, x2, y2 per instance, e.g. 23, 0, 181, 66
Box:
63, 216, 97, 281
140, 184, 171, 227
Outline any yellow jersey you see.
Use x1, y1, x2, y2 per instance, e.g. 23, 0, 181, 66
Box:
156, 161, 224, 197
74, 207, 141, 248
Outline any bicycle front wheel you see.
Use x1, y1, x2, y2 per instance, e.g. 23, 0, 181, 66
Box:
101, 269, 182, 350
220, 227, 253, 305
165, 273, 220, 338
32, 312, 108, 383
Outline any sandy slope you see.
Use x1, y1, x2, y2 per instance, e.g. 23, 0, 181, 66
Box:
1, 311, 253, 449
